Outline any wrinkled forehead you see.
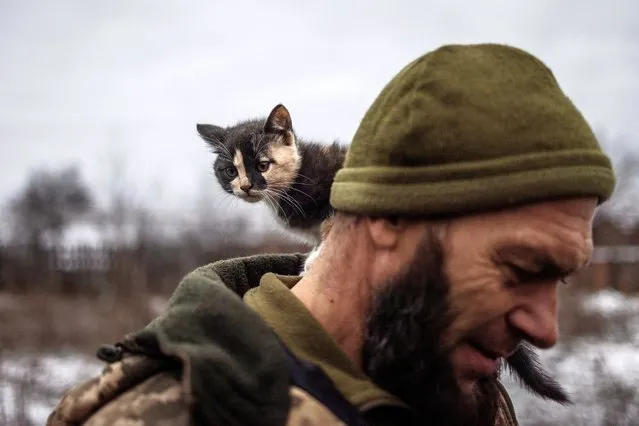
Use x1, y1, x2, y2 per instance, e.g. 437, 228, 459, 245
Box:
396, 198, 597, 280
475, 197, 597, 271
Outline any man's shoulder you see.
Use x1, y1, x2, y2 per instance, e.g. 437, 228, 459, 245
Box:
44, 253, 327, 426
188, 252, 307, 296
46, 354, 347, 426
45, 254, 309, 426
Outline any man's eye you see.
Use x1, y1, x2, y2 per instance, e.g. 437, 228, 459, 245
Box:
508, 264, 569, 285
509, 265, 537, 283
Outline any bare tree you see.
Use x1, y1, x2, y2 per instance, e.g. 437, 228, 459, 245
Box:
8, 165, 94, 249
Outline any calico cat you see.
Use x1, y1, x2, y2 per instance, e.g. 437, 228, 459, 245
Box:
197, 103, 346, 248
196, 104, 571, 406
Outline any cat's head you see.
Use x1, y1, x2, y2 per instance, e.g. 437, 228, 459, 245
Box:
196, 104, 301, 204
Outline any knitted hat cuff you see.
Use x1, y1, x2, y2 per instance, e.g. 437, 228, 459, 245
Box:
330, 153, 615, 217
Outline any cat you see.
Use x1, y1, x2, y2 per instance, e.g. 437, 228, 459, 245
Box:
196, 104, 571, 406
196, 103, 346, 251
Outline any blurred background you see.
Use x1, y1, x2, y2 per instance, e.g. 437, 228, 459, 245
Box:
1, 1, 638, 425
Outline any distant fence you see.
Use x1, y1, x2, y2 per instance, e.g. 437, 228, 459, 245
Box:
1, 242, 638, 295
53, 246, 111, 271
0, 239, 308, 295
591, 245, 639, 263
574, 245, 639, 293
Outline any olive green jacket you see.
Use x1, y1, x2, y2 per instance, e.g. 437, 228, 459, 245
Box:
46, 253, 519, 426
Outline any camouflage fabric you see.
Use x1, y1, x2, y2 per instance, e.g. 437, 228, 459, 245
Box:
46, 356, 346, 426
47, 363, 516, 426
46, 357, 347, 426
46, 253, 519, 426
46, 354, 189, 426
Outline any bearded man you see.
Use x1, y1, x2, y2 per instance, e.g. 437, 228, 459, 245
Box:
47, 43, 615, 426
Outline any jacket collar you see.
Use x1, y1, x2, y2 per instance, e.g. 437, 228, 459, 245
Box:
243, 272, 408, 412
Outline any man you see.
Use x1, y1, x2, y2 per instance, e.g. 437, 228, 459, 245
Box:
47, 43, 615, 426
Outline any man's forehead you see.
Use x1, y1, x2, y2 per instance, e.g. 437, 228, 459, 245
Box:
494, 241, 593, 275
470, 198, 597, 242
435, 197, 598, 270
501, 197, 598, 223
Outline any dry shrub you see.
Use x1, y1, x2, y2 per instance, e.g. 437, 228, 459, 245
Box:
1, 289, 159, 426
0, 290, 167, 353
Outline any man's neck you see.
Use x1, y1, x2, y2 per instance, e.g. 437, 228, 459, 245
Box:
290, 253, 373, 371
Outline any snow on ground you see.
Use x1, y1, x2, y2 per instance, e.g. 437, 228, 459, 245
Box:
1, 290, 638, 425
582, 288, 639, 318
502, 341, 639, 425
0, 351, 103, 425
503, 289, 639, 426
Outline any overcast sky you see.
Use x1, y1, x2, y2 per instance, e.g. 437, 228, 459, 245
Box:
1, 0, 638, 235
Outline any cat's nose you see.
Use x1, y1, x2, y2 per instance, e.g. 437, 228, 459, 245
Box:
240, 183, 252, 193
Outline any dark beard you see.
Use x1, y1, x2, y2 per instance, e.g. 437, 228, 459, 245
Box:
361, 231, 500, 426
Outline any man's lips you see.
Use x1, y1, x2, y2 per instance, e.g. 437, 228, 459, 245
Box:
465, 342, 501, 376
467, 337, 519, 359
463, 340, 521, 378
469, 342, 506, 360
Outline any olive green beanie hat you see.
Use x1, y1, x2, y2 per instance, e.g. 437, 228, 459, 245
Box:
329, 43, 616, 216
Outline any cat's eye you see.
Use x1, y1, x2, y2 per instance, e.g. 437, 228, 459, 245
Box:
225, 167, 237, 178
256, 161, 270, 172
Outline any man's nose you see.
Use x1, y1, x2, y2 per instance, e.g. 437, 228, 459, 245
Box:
508, 282, 559, 349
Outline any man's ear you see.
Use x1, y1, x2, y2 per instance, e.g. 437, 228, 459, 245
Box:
366, 216, 405, 250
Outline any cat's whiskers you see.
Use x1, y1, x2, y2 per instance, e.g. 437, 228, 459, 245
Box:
268, 183, 314, 205
220, 193, 238, 216
266, 187, 306, 219
204, 169, 236, 213
267, 191, 304, 220
285, 180, 315, 187
209, 135, 235, 161
280, 185, 317, 204
261, 190, 287, 220
267, 185, 310, 209
292, 171, 317, 184
264, 193, 282, 217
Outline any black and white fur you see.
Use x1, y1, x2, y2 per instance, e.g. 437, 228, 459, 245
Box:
197, 104, 346, 269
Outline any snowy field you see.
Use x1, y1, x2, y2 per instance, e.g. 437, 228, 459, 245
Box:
1, 290, 638, 426
502, 289, 639, 425
0, 351, 102, 425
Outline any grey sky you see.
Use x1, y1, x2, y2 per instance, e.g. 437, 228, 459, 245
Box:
1, 0, 638, 237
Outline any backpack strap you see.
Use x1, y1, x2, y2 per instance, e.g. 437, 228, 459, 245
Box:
279, 342, 368, 426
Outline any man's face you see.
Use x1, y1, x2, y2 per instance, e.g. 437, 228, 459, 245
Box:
362, 197, 597, 424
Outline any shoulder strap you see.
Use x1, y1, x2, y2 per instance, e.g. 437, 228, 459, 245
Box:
279, 343, 368, 426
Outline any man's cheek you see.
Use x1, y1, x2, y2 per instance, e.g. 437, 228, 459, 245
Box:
442, 270, 514, 349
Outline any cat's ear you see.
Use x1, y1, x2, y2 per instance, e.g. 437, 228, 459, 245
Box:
264, 104, 293, 135
197, 124, 227, 152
